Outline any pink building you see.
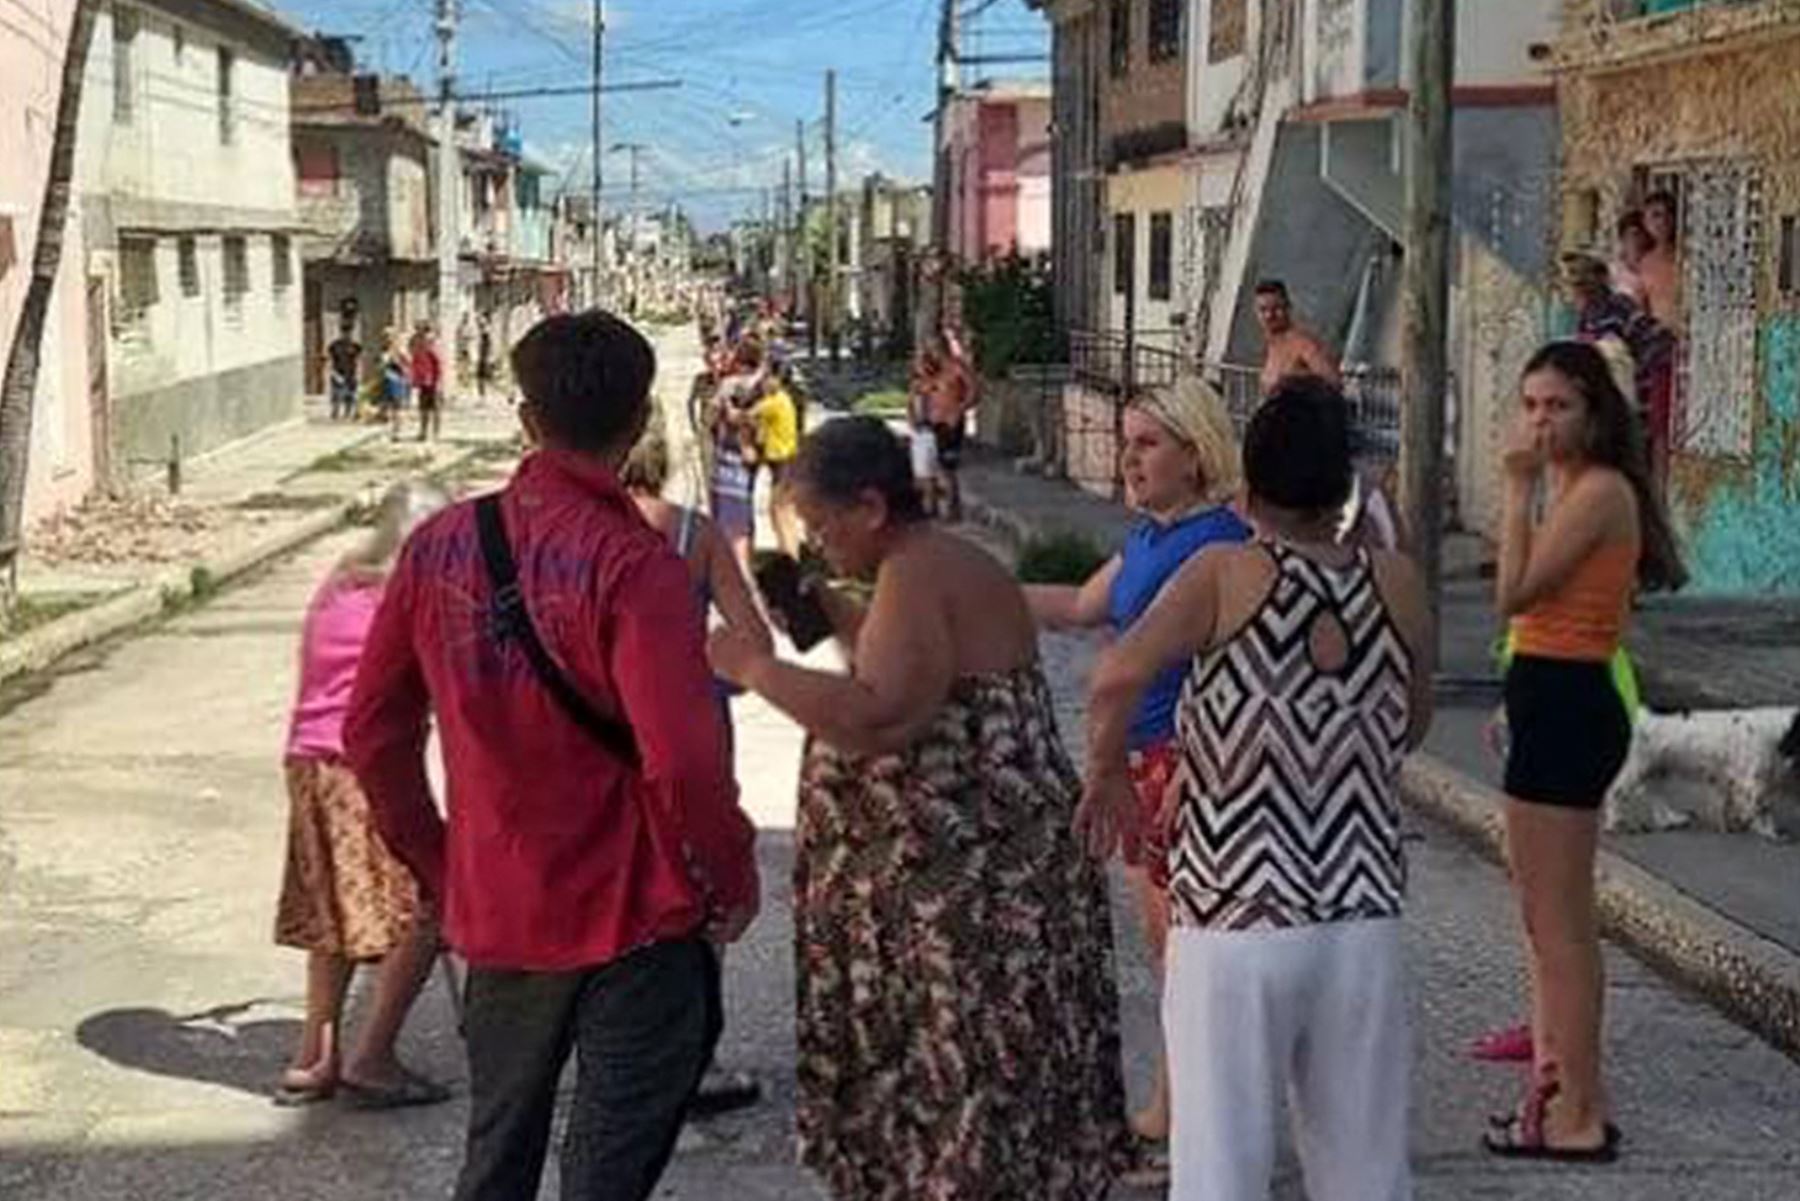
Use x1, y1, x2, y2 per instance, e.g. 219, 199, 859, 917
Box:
1, 1, 100, 524
941, 81, 1052, 265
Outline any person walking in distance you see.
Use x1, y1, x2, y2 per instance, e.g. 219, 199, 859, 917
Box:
1481, 341, 1685, 1163
1080, 378, 1435, 1201
274, 481, 453, 1110
921, 332, 977, 521
408, 321, 444, 443
1025, 377, 1249, 1170
326, 326, 361, 422
1254, 280, 1341, 395
475, 316, 497, 404
346, 310, 761, 1201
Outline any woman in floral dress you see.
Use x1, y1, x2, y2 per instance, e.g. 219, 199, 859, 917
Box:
709, 416, 1127, 1201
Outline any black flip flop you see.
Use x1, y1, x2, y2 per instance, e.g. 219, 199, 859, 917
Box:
688, 1069, 761, 1118
1484, 1113, 1622, 1163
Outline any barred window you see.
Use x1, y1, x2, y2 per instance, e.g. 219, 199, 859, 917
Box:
178, 236, 199, 297
118, 236, 158, 325
1109, 0, 1131, 77
217, 47, 236, 145
1148, 212, 1173, 301
1114, 212, 1136, 297
223, 236, 249, 311
113, 6, 138, 125
272, 234, 293, 291
1149, 0, 1182, 63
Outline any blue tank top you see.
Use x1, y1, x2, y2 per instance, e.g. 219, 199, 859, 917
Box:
1109, 504, 1252, 749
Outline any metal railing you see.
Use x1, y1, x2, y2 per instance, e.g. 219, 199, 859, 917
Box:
1068, 328, 1184, 396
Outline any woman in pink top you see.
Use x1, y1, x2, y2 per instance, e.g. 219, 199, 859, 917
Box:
274, 481, 450, 1108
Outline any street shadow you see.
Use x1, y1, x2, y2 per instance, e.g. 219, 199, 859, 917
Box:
75, 1000, 298, 1098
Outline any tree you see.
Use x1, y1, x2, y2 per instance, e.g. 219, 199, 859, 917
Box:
0, 0, 100, 628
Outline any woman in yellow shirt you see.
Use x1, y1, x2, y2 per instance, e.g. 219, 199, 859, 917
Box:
752, 369, 803, 554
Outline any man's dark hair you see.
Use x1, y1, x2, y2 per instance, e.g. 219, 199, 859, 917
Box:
510, 311, 655, 453
1244, 376, 1353, 513
1644, 189, 1678, 216
792, 416, 926, 523
1254, 279, 1291, 302
1616, 208, 1650, 240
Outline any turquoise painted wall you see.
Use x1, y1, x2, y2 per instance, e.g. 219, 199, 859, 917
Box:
1678, 313, 1800, 594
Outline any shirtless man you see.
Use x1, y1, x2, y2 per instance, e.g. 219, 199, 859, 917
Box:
1254, 280, 1341, 395
1638, 191, 1683, 333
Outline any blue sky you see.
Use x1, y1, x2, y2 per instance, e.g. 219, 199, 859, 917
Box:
274, 0, 1049, 231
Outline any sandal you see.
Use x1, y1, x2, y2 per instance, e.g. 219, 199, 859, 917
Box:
1482, 1078, 1620, 1163
1469, 1023, 1533, 1063
339, 1068, 452, 1111
272, 1067, 337, 1107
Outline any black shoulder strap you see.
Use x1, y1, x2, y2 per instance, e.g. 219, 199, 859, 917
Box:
474, 494, 639, 765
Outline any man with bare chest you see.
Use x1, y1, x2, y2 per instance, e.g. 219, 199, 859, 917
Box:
1255, 280, 1341, 395
1637, 191, 1683, 333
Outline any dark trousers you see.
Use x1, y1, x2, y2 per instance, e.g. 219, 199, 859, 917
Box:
452, 939, 720, 1201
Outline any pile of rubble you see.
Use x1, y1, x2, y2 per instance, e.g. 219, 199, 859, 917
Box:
27, 492, 243, 567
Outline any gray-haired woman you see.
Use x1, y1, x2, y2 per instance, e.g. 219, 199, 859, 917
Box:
274, 481, 451, 1108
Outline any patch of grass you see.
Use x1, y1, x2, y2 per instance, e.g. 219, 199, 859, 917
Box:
235, 492, 343, 512
304, 446, 380, 474
1015, 531, 1109, 585
852, 388, 909, 417
0, 591, 115, 640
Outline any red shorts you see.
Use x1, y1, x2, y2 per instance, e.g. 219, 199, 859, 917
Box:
1127, 740, 1180, 888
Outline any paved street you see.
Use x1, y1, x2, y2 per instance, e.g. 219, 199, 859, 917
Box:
3, 334, 1798, 1198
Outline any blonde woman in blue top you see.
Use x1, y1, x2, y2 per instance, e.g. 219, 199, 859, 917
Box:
1027, 376, 1249, 1150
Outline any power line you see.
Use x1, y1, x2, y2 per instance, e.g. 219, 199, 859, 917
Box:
292, 78, 681, 114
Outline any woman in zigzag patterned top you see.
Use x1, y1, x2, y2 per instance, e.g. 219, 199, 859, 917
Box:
1078, 377, 1436, 1201
1025, 376, 1250, 1171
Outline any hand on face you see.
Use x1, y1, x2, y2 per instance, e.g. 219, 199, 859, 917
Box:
1502, 414, 1549, 482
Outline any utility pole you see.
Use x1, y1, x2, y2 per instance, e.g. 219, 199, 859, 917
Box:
927, 0, 959, 340
824, 68, 839, 363
1400, 0, 1454, 648
797, 117, 813, 357
590, 0, 604, 307
434, 0, 460, 391
781, 156, 793, 311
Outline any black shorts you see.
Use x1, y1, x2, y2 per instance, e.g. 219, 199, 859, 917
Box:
417, 385, 441, 412
930, 421, 966, 470
1503, 654, 1631, 808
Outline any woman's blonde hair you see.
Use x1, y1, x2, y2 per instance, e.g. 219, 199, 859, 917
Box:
339, 480, 449, 582
1130, 376, 1243, 503
619, 414, 670, 495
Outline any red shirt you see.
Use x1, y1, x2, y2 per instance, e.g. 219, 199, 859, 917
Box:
344, 450, 759, 971
408, 340, 442, 389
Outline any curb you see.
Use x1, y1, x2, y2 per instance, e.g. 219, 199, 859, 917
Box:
1403, 754, 1800, 1060
0, 444, 489, 690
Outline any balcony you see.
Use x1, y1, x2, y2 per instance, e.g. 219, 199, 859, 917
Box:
1558, 0, 1792, 72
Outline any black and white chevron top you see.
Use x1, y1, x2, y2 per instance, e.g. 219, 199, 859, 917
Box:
1169, 542, 1414, 932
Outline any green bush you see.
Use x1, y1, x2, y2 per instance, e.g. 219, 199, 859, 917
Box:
852, 388, 909, 417
957, 252, 1064, 378
1014, 531, 1108, 585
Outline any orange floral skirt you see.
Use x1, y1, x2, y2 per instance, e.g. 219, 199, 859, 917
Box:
274, 757, 421, 960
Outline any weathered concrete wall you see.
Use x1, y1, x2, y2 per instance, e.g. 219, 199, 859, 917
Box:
1454, 234, 1549, 539
3, 0, 98, 522
113, 353, 301, 464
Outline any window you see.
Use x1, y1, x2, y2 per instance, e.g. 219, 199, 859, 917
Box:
117, 236, 158, 326
1113, 212, 1135, 296
1779, 215, 1798, 297
173, 23, 185, 66
272, 234, 293, 291
222, 236, 248, 313
1148, 212, 1173, 300
1109, 0, 1131, 77
177, 236, 199, 297
296, 142, 339, 197
112, 6, 138, 125
217, 47, 235, 145
1210, 0, 1248, 62
1149, 0, 1183, 63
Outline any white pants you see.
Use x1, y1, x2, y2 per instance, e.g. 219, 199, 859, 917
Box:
909, 424, 939, 479
1164, 919, 1411, 1201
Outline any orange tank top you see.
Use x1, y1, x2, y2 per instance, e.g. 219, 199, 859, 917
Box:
1510, 540, 1638, 662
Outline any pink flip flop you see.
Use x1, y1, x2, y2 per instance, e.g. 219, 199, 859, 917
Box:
1469, 1023, 1533, 1063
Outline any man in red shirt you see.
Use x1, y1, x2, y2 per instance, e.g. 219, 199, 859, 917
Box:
346, 310, 760, 1201
407, 321, 444, 443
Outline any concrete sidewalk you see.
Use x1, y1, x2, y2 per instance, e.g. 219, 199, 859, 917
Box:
958, 450, 1800, 1057
2, 399, 517, 690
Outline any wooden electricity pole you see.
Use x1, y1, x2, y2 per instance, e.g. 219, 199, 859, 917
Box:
824, 68, 839, 364
1400, 0, 1454, 646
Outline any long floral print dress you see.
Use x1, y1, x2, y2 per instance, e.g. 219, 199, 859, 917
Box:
793, 665, 1127, 1201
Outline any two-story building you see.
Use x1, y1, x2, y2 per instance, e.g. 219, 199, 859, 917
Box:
1555, 0, 1800, 593
2, 0, 101, 524
939, 81, 1052, 268
80, 0, 303, 467
291, 63, 437, 395
457, 114, 568, 371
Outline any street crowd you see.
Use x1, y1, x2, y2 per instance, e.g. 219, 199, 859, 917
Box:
263, 263, 1683, 1199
